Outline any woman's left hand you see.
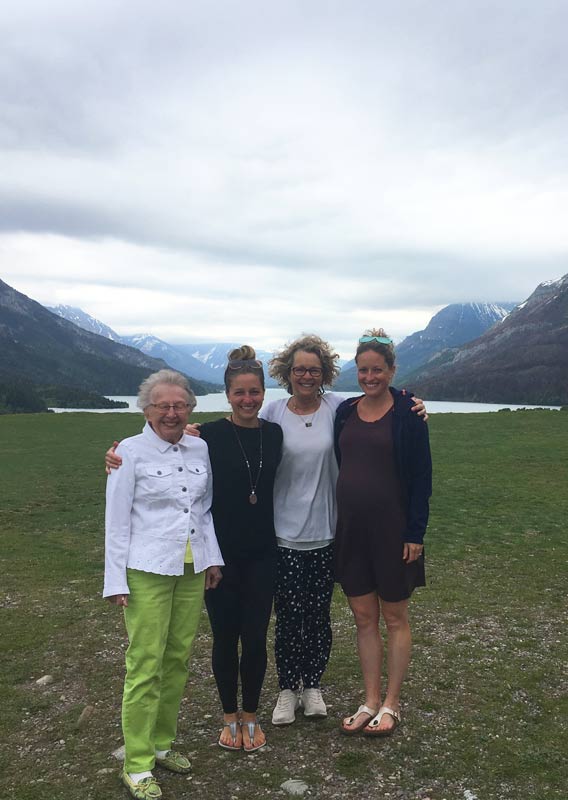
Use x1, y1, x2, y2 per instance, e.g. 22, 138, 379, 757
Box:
411, 396, 428, 421
403, 543, 423, 563
205, 566, 223, 589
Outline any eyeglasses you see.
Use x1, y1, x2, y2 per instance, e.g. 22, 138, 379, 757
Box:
358, 335, 393, 345
149, 403, 190, 412
291, 366, 323, 377
227, 359, 263, 370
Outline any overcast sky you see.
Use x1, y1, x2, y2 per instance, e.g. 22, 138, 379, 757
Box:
1, 0, 567, 358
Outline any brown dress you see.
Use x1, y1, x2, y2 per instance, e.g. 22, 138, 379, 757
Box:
334, 408, 425, 601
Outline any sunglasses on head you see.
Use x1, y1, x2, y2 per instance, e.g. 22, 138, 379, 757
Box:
227, 359, 263, 370
358, 335, 393, 345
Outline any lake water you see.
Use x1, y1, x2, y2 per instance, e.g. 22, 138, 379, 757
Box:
50, 388, 561, 414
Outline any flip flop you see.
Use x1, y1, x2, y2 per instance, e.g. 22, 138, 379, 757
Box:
362, 705, 401, 737
242, 721, 266, 752
340, 704, 378, 736
218, 720, 242, 750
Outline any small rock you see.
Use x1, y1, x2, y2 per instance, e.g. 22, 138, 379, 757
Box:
464, 792, 478, 800
76, 705, 94, 729
96, 768, 115, 775
36, 675, 54, 686
281, 779, 309, 796
112, 745, 126, 761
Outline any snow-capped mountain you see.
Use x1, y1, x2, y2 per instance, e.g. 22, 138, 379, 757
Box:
43, 306, 278, 386
335, 301, 516, 389
48, 305, 121, 341
411, 274, 568, 404
174, 343, 278, 386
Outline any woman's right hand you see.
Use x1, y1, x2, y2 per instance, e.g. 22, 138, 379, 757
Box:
105, 441, 122, 475
184, 423, 202, 438
106, 594, 128, 606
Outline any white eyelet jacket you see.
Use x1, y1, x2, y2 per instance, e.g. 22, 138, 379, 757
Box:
103, 422, 224, 598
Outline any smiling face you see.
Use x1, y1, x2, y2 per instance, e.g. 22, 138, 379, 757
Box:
289, 350, 324, 400
356, 350, 396, 401
144, 384, 192, 443
226, 372, 265, 427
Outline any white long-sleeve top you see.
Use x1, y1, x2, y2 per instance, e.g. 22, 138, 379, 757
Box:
103, 422, 224, 598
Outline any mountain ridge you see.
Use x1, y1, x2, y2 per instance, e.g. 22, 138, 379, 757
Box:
409, 275, 568, 404
0, 280, 216, 395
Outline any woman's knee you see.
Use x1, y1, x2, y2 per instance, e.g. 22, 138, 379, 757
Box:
380, 601, 409, 633
349, 595, 380, 631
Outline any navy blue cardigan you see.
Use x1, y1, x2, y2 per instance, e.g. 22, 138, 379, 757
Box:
333, 388, 432, 544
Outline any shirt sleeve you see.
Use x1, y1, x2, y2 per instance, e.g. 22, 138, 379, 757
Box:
196, 446, 224, 571
403, 412, 432, 544
103, 443, 136, 598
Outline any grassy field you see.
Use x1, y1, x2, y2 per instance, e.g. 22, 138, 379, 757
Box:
1, 409, 567, 800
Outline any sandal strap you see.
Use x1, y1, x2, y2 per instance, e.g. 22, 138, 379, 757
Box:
347, 704, 376, 723
223, 721, 239, 742
368, 706, 401, 727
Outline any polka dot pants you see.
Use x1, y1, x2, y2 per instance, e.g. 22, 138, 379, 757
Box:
274, 544, 335, 691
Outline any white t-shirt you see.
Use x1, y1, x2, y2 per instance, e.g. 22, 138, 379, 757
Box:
260, 393, 344, 549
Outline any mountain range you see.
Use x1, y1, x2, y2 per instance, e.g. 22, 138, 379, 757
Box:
4, 272, 567, 405
0, 281, 216, 396
409, 275, 568, 404
334, 302, 516, 390
48, 305, 278, 386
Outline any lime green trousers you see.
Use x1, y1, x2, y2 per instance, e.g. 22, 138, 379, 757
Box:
122, 565, 205, 773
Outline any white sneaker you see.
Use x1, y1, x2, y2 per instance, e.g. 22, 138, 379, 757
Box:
272, 689, 301, 725
301, 688, 327, 718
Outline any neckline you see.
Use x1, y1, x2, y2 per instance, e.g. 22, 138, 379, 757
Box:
223, 416, 262, 431
355, 404, 393, 424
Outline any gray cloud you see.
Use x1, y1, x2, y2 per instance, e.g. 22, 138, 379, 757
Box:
1, 1, 567, 352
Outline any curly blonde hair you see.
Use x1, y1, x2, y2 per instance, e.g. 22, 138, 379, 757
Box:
355, 328, 396, 368
268, 334, 340, 394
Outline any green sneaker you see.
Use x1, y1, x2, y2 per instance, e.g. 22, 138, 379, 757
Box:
121, 772, 162, 800
154, 750, 191, 774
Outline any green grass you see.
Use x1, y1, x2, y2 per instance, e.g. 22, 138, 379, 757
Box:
1, 409, 567, 799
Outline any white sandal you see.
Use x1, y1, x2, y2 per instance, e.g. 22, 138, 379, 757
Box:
340, 704, 378, 735
363, 705, 401, 737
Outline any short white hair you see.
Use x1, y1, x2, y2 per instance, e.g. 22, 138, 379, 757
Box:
137, 369, 196, 410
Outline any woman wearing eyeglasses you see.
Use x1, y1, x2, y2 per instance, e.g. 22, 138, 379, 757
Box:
106, 350, 283, 756
261, 335, 341, 724
334, 330, 432, 737
104, 370, 224, 800
263, 335, 427, 726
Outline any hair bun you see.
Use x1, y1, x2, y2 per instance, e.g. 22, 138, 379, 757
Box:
362, 327, 388, 339
228, 344, 256, 361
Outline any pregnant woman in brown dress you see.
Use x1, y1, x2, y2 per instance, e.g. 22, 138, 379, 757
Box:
333, 329, 432, 736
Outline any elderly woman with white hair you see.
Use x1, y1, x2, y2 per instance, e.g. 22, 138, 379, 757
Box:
104, 369, 223, 800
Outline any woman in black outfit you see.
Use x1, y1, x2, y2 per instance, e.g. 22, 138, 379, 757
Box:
200, 346, 282, 752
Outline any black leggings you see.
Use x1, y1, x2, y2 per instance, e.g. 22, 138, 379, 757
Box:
204, 552, 277, 713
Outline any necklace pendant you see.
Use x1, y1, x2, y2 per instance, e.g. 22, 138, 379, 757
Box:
249, 493, 258, 505
305, 421, 312, 428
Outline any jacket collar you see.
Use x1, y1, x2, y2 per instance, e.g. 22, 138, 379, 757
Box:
143, 421, 190, 453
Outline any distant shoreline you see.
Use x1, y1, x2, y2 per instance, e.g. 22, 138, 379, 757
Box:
49, 389, 562, 415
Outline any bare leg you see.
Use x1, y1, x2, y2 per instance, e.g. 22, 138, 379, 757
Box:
342, 592, 382, 730
371, 598, 410, 732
